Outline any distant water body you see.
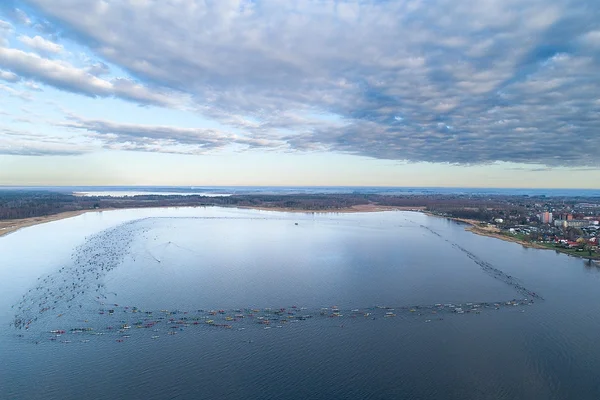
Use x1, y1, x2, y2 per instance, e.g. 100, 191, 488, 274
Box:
1, 185, 599, 197
74, 190, 231, 197
1, 207, 600, 399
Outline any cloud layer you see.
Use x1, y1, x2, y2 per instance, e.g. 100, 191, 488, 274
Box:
0, 127, 89, 156
18, 34, 62, 54
1, 0, 600, 165
61, 114, 283, 154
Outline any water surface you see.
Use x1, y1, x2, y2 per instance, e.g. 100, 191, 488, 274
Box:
1, 207, 599, 399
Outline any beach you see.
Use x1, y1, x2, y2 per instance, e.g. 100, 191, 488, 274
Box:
0, 210, 94, 238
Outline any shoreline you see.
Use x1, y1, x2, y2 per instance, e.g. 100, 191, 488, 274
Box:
0, 204, 425, 238
0, 210, 94, 238
425, 212, 600, 261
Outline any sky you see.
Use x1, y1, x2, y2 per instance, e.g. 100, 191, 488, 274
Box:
0, 0, 599, 188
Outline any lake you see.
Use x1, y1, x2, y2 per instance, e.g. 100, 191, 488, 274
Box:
1, 207, 599, 400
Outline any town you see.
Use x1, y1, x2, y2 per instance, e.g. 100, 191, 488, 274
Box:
429, 197, 600, 260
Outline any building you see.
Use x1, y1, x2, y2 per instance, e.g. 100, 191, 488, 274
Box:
553, 219, 590, 228
538, 212, 553, 224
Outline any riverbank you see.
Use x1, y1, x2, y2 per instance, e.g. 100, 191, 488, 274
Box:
0, 210, 94, 237
427, 212, 600, 260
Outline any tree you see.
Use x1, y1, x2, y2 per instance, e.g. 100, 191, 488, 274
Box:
565, 227, 583, 241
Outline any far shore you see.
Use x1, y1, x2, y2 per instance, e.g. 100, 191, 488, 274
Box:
0, 204, 426, 238
237, 204, 426, 214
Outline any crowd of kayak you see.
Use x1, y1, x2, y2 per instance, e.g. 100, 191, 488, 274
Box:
17, 298, 536, 344
12, 217, 543, 344
12, 219, 148, 331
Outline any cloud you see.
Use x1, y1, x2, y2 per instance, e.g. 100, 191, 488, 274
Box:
0, 81, 31, 100
0, 127, 90, 156
0, 2, 31, 26
60, 114, 283, 154
580, 30, 600, 48
0, 46, 184, 106
22, 80, 41, 90
85, 61, 109, 76
0, 19, 12, 32
12, 8, 30, 25
0, 19, 12, 45
0, 68, 19, 82
18, 34, 63, 54
3, 0, 600, 166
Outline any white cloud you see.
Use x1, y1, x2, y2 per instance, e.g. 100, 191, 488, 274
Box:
13, 8, 31, 26
580, 30, 600, 48
0, 46, 110, 94
0, 46, 185, 106
0, 82, 31, 100
0, 68, 19, 82
0, 127, 91, 156
23, 81, 41, 91
59, 114, 284, 154
0, 19, 12, 32
1, 0, 599, 166
18, 34, 63, 54
0, 19, 13, 46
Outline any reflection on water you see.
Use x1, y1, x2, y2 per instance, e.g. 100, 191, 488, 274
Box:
583, 260, 600, 275
2, 208, 600, 400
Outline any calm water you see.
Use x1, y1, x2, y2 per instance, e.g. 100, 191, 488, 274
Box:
1, 207, 600, 400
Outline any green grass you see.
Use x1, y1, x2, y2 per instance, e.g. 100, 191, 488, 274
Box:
538, 243, 599, 259
494, 231, 599, 260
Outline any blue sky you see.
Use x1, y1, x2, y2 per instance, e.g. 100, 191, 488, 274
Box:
0, 0, 599, 187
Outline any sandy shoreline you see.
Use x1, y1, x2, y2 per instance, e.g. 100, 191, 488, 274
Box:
425, 212, 600, 260
0, 204, 425, 238
0, 210, 94, 238
423, 212, 552, 250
